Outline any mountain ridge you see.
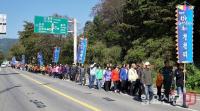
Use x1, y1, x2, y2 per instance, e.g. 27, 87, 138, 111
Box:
0, 38, 18, 55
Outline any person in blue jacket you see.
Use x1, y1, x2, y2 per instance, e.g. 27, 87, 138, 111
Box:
120, 64, 129, 93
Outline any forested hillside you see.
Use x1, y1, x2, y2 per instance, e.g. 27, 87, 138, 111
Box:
85, 0, 200, 67
0, 38, 18, 55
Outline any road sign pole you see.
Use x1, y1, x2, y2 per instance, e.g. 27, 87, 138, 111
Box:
73, 18, 77, 65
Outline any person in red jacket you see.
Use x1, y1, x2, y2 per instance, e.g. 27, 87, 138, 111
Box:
111, 65, 120, 93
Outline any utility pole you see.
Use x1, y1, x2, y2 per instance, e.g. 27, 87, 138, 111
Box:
68, 18, 77, 65
73, 18, 77, 65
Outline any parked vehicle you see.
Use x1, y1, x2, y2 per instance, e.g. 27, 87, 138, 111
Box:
1, 63, 7, 68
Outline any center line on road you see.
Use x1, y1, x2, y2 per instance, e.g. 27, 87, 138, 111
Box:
19, 73, 101, 111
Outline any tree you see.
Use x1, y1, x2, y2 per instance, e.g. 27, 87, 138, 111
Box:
0, 51, 4, 64
85, 0, 185, 64
193, 2, 200, 67
8, 42, 25, 61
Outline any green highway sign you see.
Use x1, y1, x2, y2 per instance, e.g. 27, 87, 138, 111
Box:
34, 16, 68, 35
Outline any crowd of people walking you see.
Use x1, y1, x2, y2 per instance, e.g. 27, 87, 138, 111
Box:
12, 60, 185, 103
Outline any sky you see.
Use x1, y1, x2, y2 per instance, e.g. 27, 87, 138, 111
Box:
0, 0, 100, 39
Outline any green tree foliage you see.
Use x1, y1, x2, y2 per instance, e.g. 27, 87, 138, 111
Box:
125, 37, 175, 68
186, 64, 200, 90
85, 0, 184, 65
8, 42, 25, 61
60, 37, 74, 64
0, 51, 4, 64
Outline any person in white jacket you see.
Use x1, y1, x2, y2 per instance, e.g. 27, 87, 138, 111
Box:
128, 63, 138, 96
89, 63, 97, 88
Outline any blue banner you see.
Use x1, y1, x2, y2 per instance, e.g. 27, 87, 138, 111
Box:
37, 52, 44, 66
21, 55, 25, 64
77, 38, 87, 64
176, 5, 194, 63
53, 47, 60, 63
11, 56, 16, 65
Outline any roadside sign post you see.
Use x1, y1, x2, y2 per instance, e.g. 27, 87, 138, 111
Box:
0, 14, 6, 36
34, 16, 68, 35
34, 16, 78, 65
73, 18, 77, 65
67, 18, 77, 65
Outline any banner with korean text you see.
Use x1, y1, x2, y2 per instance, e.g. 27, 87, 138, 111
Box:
176, 5, 194, 63
11, 56, 16, 65
37, 52, 44, 66
53, 47, 60, 64
77, 38, 87, 64
21, 55, 25, 64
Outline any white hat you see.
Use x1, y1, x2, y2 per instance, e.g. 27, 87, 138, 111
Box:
144, 62, 150, 66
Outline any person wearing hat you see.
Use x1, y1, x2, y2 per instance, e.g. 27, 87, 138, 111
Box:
143, 62, 154, 101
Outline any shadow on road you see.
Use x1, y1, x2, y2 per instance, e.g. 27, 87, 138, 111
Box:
0, 73, 19, 76
40, 82, 52, 86
0, 85, 21, 94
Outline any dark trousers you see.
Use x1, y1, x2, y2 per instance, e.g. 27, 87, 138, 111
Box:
53, 72, 58, 78
133, 79, 144, 99
70, 73, 76, 81
157, 85, 162, 99
121, 80, 128, 93
130, 81, 136, 96
164, 80, 172, 101
59, 74, 63, 79
104, 81, 111, 91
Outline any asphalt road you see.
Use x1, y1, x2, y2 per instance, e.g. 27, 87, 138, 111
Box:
0, 67, 199, 111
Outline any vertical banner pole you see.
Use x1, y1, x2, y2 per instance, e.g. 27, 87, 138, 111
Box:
183, 63, 188, 108
184, 63, 186, 90
73, 18, 77, 65
176, 4, 194, 108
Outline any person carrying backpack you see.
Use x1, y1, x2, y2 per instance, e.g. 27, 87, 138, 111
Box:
156, 69, 164, 100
